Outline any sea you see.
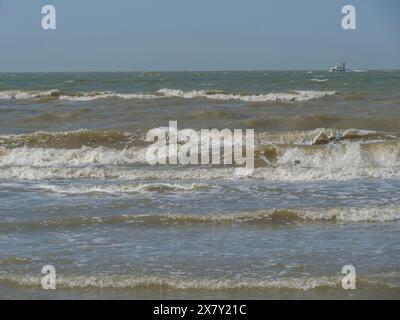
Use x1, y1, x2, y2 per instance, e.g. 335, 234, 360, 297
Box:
0, 70, 399, 299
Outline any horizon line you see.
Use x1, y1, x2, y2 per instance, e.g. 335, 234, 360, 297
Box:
1, 68, 399, 74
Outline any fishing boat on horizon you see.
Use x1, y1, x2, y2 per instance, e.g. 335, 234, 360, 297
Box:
329, 61, 351, 72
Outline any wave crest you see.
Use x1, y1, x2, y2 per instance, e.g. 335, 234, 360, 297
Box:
1, 272, 399, 290
2, 207, 399, 233
157, 88, 337, 102
0, 89, 337, 102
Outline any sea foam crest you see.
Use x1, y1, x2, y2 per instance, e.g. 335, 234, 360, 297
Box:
0, 274, 340, 290
0, 89, 60, 100
0, 89, 337, 102
1, 272, 398, 290
0, 140, 399, 181
59, 92, 160, 101
157, 88, 337, 102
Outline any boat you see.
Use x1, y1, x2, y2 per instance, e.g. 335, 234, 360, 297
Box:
329, 61, 350, 72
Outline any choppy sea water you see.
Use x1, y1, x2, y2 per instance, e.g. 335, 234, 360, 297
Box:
0, 71, 400, 299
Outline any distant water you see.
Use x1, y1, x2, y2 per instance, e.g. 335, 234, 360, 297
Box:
0, 71, 400, 299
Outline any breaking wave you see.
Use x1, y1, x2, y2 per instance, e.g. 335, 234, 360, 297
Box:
0, 274, 341, 290
0, 141, 399, 181
157, 88, 337, 102
310, 78, 328, 82
1, 207, 399, 233
59, 92, 160, 101
0, 89, 60, 100
136, 206, 400, 223
256, 128, 400, 145
0, 88, 337, 102
1, 128, 397, 150
0, 128, 399, 181
0, 146, 144, 166
1, 272, 399, 291
2, 164, 398, 181
37, 182, 209, 195
0, 89, 159, 101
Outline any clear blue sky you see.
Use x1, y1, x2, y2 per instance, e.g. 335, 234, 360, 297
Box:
0, 0, 399, 71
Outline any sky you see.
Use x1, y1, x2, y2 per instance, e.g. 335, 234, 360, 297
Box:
0, 0, 399, 71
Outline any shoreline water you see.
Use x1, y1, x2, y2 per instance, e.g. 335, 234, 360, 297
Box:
1, 71, 399, 299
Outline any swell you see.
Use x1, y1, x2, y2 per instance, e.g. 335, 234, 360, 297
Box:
1, 273, 399, 291
1, 207, 399, 232
0, 128, 397, 150
0, 88, 337, 102
243, 115, 400, 132
0, 257, 32, 266
0, 129, 141, 149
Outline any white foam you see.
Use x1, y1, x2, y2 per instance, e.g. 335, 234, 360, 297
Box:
0, 146, 145, 166
256, 128, 397, 145
36, 182, 208, 195
310, 78, 328, 82
59, 92, 160, 101
0, 274, 341, 290
1, 272, 399, 290
0, 89, 337, 102
0, 140, 399, 181
128, 207, 400, 223
0, 89, 60, 100
157, 88, 337, 102
1, 163, 399, 182
295, 206, 400, 222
